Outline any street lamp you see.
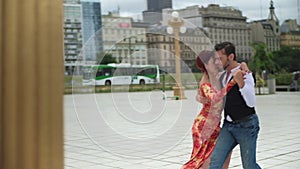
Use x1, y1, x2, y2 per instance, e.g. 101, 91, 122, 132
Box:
123, 36, 138, 65
167, 11, 187, 100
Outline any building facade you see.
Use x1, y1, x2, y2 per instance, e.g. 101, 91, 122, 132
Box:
281, 19, 299, 32
143, 0, 172, 25
63, 0, 103, 74
199, 4, 253, 61
63, 1, 83, 75
163, 4, 253, 61
81, 0, 103, 63
147, 0, 172, 12
147, 26, 211, 73
281, 31, 300, 49
102, 13, 148, 65
249, 0, 280, 52
162, 6, 203, 28
280, 19, 300, 49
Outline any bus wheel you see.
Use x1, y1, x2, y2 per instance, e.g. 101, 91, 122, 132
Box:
139, 79, 145, 85
105, 80, 111, 86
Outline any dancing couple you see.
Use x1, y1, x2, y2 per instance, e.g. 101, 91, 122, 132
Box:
182, 42, 261, 169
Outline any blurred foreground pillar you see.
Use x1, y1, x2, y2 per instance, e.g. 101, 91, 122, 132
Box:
0, 0, 64, 169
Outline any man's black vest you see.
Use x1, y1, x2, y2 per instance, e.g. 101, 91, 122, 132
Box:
224, 81, 256, 121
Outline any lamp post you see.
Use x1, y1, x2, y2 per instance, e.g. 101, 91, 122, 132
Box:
124, 36, 138, 65
167, 11, 187, 100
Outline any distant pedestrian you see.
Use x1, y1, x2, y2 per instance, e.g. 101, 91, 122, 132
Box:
292, 71, 299, 91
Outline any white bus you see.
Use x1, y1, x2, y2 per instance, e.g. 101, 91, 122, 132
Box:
82, 63, 160, 86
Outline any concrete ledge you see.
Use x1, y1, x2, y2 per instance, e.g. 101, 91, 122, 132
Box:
276, 85, 290, 91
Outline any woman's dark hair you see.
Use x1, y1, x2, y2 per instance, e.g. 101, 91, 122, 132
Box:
196, 50, 215, 74
214, 41, 236, 60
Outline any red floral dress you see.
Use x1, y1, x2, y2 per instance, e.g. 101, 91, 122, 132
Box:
182, 80, 235, 169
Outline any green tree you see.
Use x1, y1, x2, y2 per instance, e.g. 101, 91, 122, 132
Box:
249, 43, 276, 94
249, 43, 276, 75
272, 46, 300, 72
96, 52, 117, 64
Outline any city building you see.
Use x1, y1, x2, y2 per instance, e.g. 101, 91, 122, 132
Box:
249, 0, 280, 52
281, 31, 300, 49
200, 4, 253, 61
147, 0, 172, 11
281, 19, 299, 32
81, 0, 103, 63
63, 0, 103, 74
63, 0, 83, 75
163, 4, 253, 61
102, 13, 148, 65
162, 6, 203, 28
147, 26, 211, 73
281, 19, 300, 49
143, 0, 172, 25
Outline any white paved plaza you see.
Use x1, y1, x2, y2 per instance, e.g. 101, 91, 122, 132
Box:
64, 91, 300, 169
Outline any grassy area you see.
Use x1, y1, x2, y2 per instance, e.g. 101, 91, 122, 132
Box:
269, 73, 294, 85
65, 72, 299, 94
64, 73, 203, 94
64, 75, 83, 87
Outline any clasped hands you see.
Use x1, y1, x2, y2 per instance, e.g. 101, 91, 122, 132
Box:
197, 62, 250, 104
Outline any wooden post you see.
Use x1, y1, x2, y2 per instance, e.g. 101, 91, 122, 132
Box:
0, 0, 64, 169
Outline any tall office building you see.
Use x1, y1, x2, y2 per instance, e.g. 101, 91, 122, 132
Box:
147, 0, 172, 12
63, 0, 103, 74
64, 0, 82, 75
143, 0, 172, 25
81, 0, 103, 63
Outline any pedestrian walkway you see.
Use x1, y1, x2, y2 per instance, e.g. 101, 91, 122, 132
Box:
64, 91, 300, 169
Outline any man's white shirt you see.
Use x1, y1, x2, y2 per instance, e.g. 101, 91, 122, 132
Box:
222, 65, 256, 121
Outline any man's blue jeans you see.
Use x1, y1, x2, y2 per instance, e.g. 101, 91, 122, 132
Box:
209, 114, 261, 169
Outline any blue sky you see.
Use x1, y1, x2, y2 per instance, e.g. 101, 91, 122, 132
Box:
100, 0, 299, 24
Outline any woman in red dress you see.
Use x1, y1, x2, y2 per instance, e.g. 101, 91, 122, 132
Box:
182, 51, 236, 169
